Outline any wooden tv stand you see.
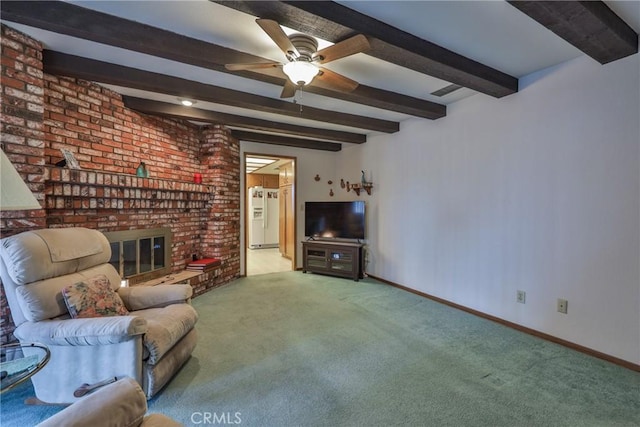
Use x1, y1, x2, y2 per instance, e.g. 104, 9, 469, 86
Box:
302, 240, 364, 281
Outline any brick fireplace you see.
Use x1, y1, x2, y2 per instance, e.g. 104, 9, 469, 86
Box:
0, 24, 241, 343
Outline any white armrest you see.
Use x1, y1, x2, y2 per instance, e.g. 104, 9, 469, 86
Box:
14, 316, 147, 346
37, 378, 149, 427
118, 284, 193, 311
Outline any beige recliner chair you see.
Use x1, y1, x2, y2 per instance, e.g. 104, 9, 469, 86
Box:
37, 377, 183, 427
0, 227, 198, 404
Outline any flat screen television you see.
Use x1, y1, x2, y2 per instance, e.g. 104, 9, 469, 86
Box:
304, 201, 365, 240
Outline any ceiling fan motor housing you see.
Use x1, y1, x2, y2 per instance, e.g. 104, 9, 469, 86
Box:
288, 33, 318, 61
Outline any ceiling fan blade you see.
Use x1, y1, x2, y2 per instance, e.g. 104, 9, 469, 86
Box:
225, 62, 281, 71
313, 34, 370, 64
256, 19, 299, 59
280, 80, 298, 98
312, 67, 359, 93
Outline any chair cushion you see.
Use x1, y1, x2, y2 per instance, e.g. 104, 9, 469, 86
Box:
34, 228, 104, 262
0, 227, 111, 286
133, 303, 198, 364
15, 264, 122, 322
62, 274, 129, 318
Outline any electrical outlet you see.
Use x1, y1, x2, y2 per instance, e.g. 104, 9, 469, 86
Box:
557, 298, 568, 314
517, 290, 526, 304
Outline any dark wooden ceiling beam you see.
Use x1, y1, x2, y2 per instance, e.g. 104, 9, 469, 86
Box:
231, 130, 342, 152
0, 0, 444, 119
315, 84, 445, 120
43, 51, 399, 133
507, 1, 638, 64
214, 1, 519, 98
0, 1, 262, 70
122, 96, 366, 144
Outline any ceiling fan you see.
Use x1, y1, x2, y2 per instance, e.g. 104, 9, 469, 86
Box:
225, 19, 370, 98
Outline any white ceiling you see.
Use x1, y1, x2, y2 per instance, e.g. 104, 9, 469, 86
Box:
3, 0, 639, 140
247, 156, 289, 175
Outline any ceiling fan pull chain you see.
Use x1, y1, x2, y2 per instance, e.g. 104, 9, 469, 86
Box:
297, 85, 304, 114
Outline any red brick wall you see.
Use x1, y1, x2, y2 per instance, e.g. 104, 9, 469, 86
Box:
0, 24, 241, 343
1, 25, 47, 343
41, 75, 215, 274
44, 75, 203, 180
0, 25, 47, 233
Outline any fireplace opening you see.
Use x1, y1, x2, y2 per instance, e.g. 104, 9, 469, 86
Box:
103, 228, 172, 283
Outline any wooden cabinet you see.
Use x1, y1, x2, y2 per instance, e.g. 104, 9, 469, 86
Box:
278, 161, 295, 260
302, 241, 364, 281
263, 174, 279, 188
279, 185, 295, 259
246, 173, 279, 189
246, 173, 262, 189
279, 161, 294, 186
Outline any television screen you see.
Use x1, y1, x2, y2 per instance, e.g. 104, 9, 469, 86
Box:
304, 201, 365, 240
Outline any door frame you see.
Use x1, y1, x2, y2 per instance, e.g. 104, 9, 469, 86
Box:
243, 152, 297, 276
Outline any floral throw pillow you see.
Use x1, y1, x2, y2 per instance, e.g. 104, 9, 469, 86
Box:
62, 274, 129, 318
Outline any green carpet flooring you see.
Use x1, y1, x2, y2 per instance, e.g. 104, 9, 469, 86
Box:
2, 271, 639, 426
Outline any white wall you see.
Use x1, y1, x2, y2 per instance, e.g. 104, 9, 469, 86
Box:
240, 142, 340, 273
335, 54, 640, 365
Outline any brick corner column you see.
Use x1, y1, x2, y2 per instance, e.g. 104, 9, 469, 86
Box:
199, 125, 240, 289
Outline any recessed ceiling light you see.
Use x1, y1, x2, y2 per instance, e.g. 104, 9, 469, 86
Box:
246, 157, 276, 165
178, 98, 196, 107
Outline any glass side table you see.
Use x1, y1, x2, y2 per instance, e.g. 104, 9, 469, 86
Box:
0, 342, 50, 393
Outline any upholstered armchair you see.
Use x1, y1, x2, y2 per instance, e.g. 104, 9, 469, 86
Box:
0, 227, 198, 404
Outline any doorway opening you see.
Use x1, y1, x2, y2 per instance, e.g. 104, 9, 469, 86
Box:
244, 153, 296, 276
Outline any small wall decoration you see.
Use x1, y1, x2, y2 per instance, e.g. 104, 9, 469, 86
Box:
346, 181, 350, 192
60, 148, 81, 170
327, 180, 333, 185
136, 162, 149, 178
314, 174, 321, 181
340, 179, 345, 189
329, 189, 334, 197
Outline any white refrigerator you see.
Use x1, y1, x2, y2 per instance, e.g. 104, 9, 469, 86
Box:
248, 186, 279, 249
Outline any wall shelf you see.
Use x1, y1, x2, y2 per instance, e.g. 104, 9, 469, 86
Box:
350, 183, 373, 196
44, 167, 214, 211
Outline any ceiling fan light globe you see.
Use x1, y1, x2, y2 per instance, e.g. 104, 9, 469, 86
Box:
283, 61, 319, 86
